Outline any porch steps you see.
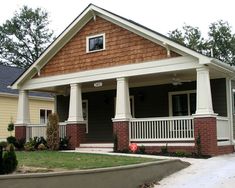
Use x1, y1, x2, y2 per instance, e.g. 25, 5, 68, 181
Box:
75, 143, 114, 153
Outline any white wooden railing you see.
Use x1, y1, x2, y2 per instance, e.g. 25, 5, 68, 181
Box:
129, 116, 194, 142
217, 116, 230, 141
26, 122, 67, 141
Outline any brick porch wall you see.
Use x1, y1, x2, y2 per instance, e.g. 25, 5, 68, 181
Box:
113, 121, 129, 151
144, 146, 195, 154
66, 124, 86, 149
194, 117, 218, 156
15, 125, 27, 141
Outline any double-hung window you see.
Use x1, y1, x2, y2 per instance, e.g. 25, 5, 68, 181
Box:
40, 109, 52, 124
169, 90, 196, 116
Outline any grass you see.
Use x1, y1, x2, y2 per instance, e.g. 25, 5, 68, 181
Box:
16, 151, 157, 170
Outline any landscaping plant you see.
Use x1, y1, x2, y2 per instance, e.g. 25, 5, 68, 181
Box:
46, 113, 60, 150
1, 144, 18, 174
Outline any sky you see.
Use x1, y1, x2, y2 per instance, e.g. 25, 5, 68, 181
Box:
0, 0, 234, 38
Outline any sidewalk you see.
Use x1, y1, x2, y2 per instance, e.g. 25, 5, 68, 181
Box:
156, 153, 235, 188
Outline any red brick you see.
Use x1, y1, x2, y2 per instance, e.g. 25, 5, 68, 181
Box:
113, 121, 129, 151
15, 125, 26, 140
66, 124, 86, 149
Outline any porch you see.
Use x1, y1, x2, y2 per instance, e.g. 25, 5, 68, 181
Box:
24, 115, 230, 148
14, 61, 235, 156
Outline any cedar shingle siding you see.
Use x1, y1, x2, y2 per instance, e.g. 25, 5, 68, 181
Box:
39, 16, 180, 77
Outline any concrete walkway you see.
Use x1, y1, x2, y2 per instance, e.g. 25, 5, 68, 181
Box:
156, 153, 235, 188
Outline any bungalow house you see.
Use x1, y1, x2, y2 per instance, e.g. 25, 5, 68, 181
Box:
11, 4, 235, 155
0, 65, 54, 141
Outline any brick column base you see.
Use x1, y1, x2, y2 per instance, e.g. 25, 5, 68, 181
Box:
113, 121, 129, 151
66, 124, 86, 149
15, 125, 27, 141
194, 117, 217, 156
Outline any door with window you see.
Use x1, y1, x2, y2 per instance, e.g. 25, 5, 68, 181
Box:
169, 91, 196, 116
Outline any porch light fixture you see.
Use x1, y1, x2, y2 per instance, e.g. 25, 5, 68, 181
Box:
94, 82, 103, 87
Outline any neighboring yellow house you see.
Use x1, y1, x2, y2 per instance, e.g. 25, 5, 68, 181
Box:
0, 65, 54, 141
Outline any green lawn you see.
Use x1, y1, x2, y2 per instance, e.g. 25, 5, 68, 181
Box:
16, 151, 157, 170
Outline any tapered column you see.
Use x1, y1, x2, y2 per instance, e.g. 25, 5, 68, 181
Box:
67, 83, 85, 149
195, 66, 214, 116
113, 77, 131, 151
15, 90, 30, 141
114, 77, 132, 120
194, 66, 217, 156
67, 83, 84, 123
16, 90, 30, 124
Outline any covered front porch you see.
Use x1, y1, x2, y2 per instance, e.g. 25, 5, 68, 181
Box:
15, 60, 234, 155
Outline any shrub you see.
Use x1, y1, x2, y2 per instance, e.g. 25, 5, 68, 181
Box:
59, 137, 70, 150
161, 144, 168, 154
7, 121, 14, 133
196, 132, 202, 156
137, 145, 146, 154
2, 144, 18, 174
46, 113, 60, 150
7, 136, 16, 145
175, 151, 188, 157
113, 133, 118, 152
24, 140, 35, 151
24, 137, 47, 151
38, 143, 47, 150
0, 141, 8, 149
14, 138, 26, 150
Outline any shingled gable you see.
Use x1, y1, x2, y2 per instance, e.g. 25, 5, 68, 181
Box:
11, 4, 235, 89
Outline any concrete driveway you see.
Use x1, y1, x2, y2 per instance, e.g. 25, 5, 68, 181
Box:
156, 153, 235, 188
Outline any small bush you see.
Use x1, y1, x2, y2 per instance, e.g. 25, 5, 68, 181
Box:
59, 137, 70, 150
137, 145, 146, 154
113, 134, 118, 152
2, 144, 18, 174
0, 141, 8, 149
7, 136, 16, 145
14, 138, 26, 150
175, 151, 189, 157
24, 141, 35, 151
46, 113, 60, 150
161, 144, 168, 154
7, 121, 14, 133
38, 143, 47, 150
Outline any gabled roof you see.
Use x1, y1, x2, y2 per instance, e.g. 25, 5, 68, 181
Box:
11, 4, 235, 89
0, 64, 52, 98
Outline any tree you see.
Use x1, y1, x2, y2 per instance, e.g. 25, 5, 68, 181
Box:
168, 20, 235, 65
0, 6, 54, 69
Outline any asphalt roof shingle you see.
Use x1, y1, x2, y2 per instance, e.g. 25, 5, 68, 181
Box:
0, 64, 52, 98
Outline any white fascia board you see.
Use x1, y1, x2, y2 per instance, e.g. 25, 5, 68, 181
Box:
210, 58, 235, 75
21, 56, 199, 90
11, 7, 94, 90
92, 6, 207, 59
0, 92, 53, 101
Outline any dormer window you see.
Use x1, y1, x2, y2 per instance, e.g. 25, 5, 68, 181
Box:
86, 33, 105, 53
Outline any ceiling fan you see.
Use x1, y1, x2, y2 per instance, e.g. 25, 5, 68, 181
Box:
171, 74, 191, 86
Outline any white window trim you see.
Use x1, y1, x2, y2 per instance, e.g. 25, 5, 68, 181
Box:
82, 100, 89, 133
168, 90, 196, 116
39, 108, 53, 124
86, 33, 105, 53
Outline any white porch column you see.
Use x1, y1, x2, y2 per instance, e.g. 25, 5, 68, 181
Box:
195, 66, 215, 116
67, 83, 84, 123
114, 77, 132, 120
16, 90, 30, 124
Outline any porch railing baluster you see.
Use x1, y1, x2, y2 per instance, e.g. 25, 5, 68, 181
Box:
129, 116, 194, 142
